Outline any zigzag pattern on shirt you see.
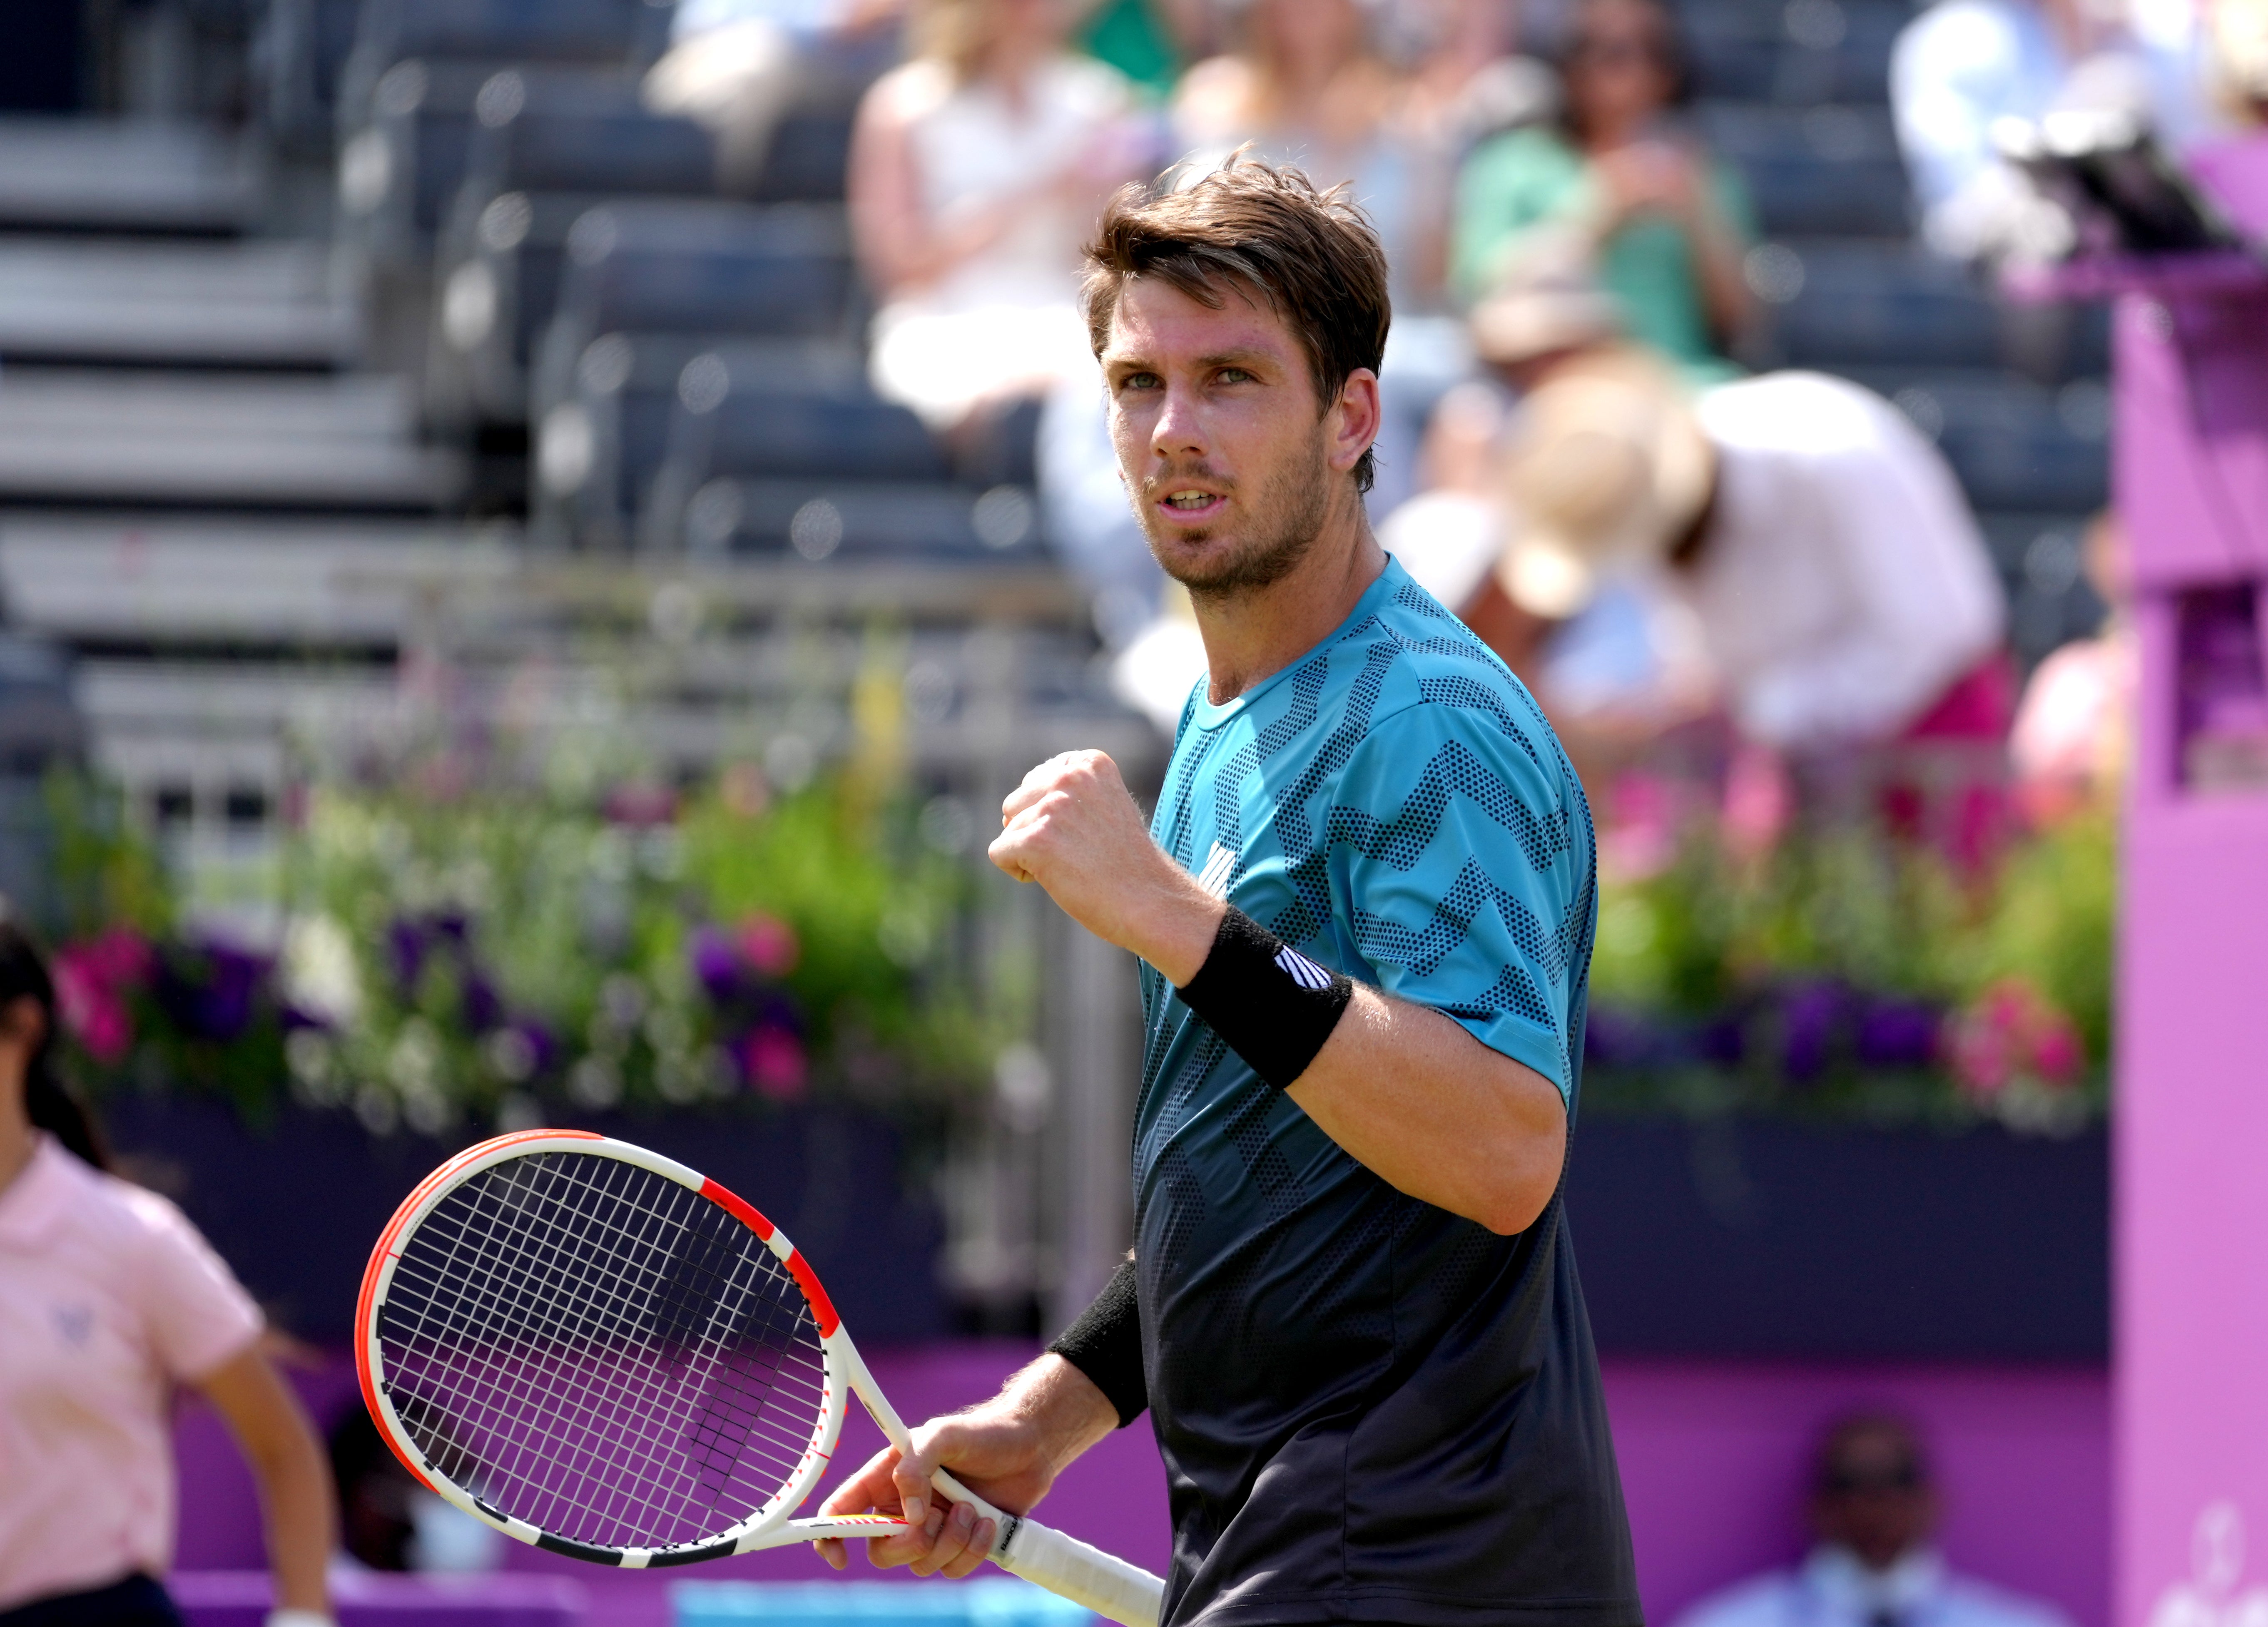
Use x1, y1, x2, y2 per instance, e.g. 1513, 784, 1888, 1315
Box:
1203, 659, 1335, 901
1324, 737, 1572, 876
1351, 857, 1580, 985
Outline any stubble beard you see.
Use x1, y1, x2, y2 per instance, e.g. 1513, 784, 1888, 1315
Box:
1136, 426, 1334, 603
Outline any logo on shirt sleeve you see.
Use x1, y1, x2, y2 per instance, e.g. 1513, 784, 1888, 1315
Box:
1274, 947, 1335, 990
1195, 842, 1237, 900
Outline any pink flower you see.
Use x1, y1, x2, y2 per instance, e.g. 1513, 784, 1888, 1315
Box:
734, 915, 799, 978
1945, 978, 2088, 1097
741, 1028, 807, 1102
54, 935, 147, 1066
1721, 744, 1792, 863
2029, 1006, 2086, 1087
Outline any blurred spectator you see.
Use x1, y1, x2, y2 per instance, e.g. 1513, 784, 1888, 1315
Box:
1452, 0, 1755, 383
1395, 0, 1561, 160
646, 0, 908, 191
1891, 0, 2218, 262
1675, 1415, 2075, 1627
1172, 0, 1465, 510
1467, 284, 2006, 756
2210, 0, 2268, 119
0, 920, 337, 1627
1080, 0, 1212, 100
849, 0, 1148, 434
2011, 513, 2133, 822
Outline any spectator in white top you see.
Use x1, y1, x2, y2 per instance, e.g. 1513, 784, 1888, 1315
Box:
1890, 0, 2217, 261
644, 0, 907, 192
849, 0, 1151, 435
1674, 1415, 2075, 1627
1463, 286, 2006, 754
0, 921, 336, 1627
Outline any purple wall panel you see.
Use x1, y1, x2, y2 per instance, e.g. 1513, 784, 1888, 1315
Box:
175, 1348, 2107, 1627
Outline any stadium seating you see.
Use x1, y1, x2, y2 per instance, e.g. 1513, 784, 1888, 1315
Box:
1679, 0, 1907, 104
535, 334, 863, 550
334, 0, 667, 130
639, 351, 1042, 560
531, 200, 853, 404
1753, 239, 2005, 370
1695, 102, 1911, 238
335, 62, 641, 273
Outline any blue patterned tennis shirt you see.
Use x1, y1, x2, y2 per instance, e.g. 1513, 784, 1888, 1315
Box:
1134, 557, 1639, 1627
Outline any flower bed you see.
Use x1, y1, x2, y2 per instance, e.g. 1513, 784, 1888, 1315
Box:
1581, 789, 2115, 1134
43, 769, 1006, 1136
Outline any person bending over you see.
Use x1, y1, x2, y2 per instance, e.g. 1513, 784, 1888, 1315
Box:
817, 154, 1640, 1627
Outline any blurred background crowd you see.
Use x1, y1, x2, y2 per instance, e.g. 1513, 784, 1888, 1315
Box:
2, 0, 2250, 1616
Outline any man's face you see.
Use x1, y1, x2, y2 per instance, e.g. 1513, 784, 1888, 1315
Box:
1100, 276, 1365, 599
1810, 1424, 1938, 1573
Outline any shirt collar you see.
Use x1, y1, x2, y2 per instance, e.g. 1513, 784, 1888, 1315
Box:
1803, 1544, 1948, 1618
0, 1133, 80, 1248
1187, 556, 1409, 733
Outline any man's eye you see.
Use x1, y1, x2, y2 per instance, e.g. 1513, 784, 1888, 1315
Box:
1217, 368, 1254, 384
1122, 372, 1162, 391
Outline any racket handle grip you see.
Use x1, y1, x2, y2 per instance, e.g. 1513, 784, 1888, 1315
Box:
993, 1515, 1165, 1627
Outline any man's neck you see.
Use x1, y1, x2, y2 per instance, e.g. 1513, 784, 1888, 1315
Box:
1194, 501, 1387, 706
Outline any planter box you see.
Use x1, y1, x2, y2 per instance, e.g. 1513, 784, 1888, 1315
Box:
102, 1097, 946, 1345
1566, 1115, 2109, 1361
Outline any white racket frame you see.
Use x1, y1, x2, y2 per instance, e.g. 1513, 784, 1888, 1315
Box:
357, 1130, 1164, 1627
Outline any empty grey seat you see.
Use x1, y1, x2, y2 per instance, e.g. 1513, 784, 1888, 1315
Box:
531, 200, 854, 408
336, 0, 666, 128
336, 61, 640, 270
1754, 240, 2003, 369
1679, 0, 1905, 103
1898, 375, 2111, 513
460, 104, 720, 202
1696, 102, 1910, 237
675, 478, 1044, 560
535, 334, 862, 549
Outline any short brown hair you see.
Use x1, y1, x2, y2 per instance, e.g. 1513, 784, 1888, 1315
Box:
1082, 154, 1392, 492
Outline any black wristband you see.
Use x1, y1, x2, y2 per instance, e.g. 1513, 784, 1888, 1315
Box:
1175, 907, 1354, 1090
1047, 1259, 1147, 1427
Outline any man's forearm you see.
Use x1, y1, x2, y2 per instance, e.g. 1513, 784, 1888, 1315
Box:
997, 1352, 1122, 1476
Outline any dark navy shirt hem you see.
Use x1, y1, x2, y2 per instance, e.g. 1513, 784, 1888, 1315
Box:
1184, 1590, 1645, 1627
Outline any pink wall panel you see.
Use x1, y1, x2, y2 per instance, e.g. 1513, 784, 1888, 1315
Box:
176, 1349, 2108, 1627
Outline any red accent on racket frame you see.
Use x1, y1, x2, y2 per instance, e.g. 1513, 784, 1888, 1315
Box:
697, 1176, 841, 1336
697, 1176, 777, 1240
781, 1249, 840, 1338
354, 1129, 605, 1495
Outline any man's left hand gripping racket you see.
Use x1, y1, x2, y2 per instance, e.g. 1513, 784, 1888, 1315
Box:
356, 1129, 1164, 1627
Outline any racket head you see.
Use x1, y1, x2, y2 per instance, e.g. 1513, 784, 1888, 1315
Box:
355, 1129, 849, 1567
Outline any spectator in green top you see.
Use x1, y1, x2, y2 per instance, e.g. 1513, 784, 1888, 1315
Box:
1078, 0, 1209, 100
1451, 0, 1756, 381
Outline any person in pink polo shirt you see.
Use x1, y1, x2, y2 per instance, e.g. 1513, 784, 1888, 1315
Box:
0, 921, 337, 1627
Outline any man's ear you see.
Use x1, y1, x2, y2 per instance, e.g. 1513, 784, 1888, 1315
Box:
1328, 368, 1384, 476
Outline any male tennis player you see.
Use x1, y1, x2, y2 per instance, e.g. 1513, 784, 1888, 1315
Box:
819, 156, 1640, 1627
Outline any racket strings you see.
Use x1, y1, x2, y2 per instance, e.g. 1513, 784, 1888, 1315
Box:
376, 1151, 829, 1550
387, 1155, 824, 1544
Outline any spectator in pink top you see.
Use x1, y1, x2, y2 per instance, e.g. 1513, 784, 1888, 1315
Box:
0, 921, 337, 1627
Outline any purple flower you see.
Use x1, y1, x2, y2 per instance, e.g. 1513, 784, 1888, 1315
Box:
691, 926, 738, 999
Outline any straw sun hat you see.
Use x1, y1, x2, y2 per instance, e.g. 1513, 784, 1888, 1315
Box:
1492, 347, 1715, 618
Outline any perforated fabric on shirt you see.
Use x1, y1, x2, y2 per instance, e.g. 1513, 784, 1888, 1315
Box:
1133, 559, 1639, 1627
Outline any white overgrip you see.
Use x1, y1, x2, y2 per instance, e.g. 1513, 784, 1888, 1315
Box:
991, 1513, 1166, 1627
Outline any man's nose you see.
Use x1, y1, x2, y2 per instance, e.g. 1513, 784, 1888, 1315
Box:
1150, 381, 1209, 460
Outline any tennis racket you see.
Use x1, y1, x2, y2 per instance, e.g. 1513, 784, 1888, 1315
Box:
355, 1129, 1164, 1627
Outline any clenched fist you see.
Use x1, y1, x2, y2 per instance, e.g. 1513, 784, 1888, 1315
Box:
988, 751, 1224, 986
